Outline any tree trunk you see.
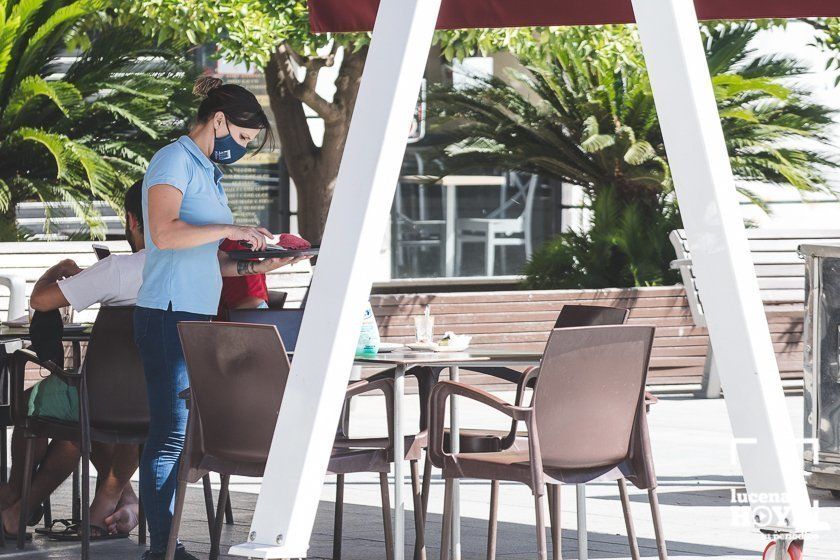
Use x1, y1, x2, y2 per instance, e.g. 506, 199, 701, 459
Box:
263, 46, 368, 244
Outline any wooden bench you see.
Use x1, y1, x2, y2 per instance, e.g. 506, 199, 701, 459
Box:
669, 228, 840, 397
371, 286, 711, 389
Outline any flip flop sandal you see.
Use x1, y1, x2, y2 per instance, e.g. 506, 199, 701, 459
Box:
47, 523, 129, 542
34, 518, 77, 537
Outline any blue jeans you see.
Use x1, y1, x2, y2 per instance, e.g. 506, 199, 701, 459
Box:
134, 306, 210, 553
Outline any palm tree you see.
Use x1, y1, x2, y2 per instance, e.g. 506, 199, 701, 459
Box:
0, 0, 195, 240
429, 23, 838, 288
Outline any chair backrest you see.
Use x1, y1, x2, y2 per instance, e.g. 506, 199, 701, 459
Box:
227, 308, 305, 351
489, 172, 539, 223
267, 290, 288, 310
84, 306, 148, 430
178, 322, 290, 465
533, 325, 654, 470
554, 304, 629, 329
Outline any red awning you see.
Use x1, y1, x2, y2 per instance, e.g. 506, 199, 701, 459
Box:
309, 0, 840, 33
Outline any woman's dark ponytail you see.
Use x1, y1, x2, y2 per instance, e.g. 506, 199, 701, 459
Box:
193, 75, 274, 153
193, 76, 224, 98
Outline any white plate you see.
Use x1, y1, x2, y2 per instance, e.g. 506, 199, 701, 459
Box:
377, 342, 405, 353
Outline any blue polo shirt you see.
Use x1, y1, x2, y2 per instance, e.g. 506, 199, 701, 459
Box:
137, 136, 234, 315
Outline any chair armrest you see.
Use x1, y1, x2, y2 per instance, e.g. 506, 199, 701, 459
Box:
514, 366, 540, 406
346, 378, 394, 400
11, 349, 80, 422
428, 380, 532, 469
669, 258, 692, 270
13, 348, 80, 383
341, 378, 395, 445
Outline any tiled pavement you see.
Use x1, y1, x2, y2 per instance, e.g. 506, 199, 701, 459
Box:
3, 392, 838, 559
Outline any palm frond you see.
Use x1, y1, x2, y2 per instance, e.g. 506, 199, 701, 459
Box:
2, 74, 81, 127
0, 177, 11, 212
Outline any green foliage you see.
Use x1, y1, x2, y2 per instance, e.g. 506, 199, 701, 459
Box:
523, 187, 681, 289
431, 23, 838, 289
0, 0, 196, 239
810, 18, 840, 87
114, 0, 369, 68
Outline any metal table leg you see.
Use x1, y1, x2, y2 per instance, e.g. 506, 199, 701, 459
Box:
576, 484, 588, 560
394, 364, 406, 560
449, 365, 461, 560
444, 185, 456, 277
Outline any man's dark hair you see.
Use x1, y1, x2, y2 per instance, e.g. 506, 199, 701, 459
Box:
124, 180, 143, 230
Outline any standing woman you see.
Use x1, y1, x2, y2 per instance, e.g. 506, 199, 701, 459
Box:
135, 76, 275, 560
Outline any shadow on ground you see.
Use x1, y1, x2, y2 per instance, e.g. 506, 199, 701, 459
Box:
3, 486, 760, 559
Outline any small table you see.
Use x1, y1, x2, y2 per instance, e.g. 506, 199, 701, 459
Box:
353, 350, 591, 560
399, 175, 506, 276
1, 326, 92, 368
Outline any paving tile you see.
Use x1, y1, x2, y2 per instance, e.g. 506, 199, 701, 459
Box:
3, 394, 838, 559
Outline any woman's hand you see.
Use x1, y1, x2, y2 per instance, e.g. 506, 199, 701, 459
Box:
226, 225, 274, 251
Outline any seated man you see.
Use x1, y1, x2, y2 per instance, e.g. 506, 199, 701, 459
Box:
0, 181, 148, 540
217, 233, 311, 317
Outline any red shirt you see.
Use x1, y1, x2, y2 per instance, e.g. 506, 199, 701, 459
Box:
218, 239, 268, 317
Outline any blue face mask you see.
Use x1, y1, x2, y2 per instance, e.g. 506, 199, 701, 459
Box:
211, 120, 248, 164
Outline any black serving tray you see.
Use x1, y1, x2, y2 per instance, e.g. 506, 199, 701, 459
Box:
225, 244, 320, 260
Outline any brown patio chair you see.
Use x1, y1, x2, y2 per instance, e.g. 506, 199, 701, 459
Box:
428, 325, 667, 560
381, 305, 636, 542
444, 304, 632, 455
170, 321, 425, 560
9, 306, 149, 559
226, 307, 432, 555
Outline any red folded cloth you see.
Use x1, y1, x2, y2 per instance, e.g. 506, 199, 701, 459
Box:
278, 233, 311, 250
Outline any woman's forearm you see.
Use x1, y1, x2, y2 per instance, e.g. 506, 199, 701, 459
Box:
148, 184, 272, 252
151, 219, 232, 250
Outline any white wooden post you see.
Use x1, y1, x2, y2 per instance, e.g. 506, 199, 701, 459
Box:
228, 0, 442, 557
631, 0, 814, 535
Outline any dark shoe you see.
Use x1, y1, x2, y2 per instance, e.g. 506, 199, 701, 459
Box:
141, 546, 200, 560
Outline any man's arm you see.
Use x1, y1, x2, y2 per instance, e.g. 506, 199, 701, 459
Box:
29, 259, 81, 311
217, 251, 304, 277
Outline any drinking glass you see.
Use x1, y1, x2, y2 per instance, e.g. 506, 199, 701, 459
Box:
414, 315, 434, 343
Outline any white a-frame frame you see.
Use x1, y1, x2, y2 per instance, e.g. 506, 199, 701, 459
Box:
231, 0, 813, 557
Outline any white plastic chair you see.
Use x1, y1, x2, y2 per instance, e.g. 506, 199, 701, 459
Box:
392, 153, 447, 276
0, 273, 26, 321
455, 173, 539, 276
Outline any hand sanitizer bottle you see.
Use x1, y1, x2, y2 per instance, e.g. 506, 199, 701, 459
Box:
356, 301, 381, 355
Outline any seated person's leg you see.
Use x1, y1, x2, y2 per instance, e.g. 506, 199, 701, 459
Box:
0, 389, 49, 509
0, 375, 78, 513
89, 443, 139, 534
104, 481, 140, 535
1, 440, 79, 535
